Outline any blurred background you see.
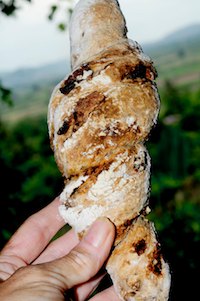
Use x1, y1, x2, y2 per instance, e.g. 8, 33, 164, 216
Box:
0, 0, 200, 300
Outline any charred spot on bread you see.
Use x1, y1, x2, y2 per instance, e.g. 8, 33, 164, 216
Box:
57, 91, 105, 137
116, 218, 134, 241
133, 239, 147, 256
144, 150, 148, 166
60, 64, 93, 95
57, 121, 70, 135
120, 62, 157, 82
72, 91, 106, 131
127, 63, 146, 80
60, 78, 76, 95
74, 63, 91, 77
148, 243, 163, 276
133, 154, 147, 172
84, 161, 112, 177
70, 186, 79, 196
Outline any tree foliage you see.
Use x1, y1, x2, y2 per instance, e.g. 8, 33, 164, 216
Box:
0, 117, 63, 241
0, 0, 31, 16
0, 0, 74, 31
0, 82, 13, 107
147, 83, 200, 300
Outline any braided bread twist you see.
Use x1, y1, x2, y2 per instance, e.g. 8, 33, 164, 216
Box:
48, 0, 171, 300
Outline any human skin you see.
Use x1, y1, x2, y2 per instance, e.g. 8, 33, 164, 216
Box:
0, 197, 120, 301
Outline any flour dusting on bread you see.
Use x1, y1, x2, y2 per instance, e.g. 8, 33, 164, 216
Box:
48, 0, 171, 299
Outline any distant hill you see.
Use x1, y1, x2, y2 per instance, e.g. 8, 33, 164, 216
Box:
143, 23, 200, 62
143, 23, 200, 88
160, 23, 200, 44
1, 60, 70, 89
1, 23, 200, 90
144, 24, 200, 50
1, 23, 199, 90
1, 23, 200, 123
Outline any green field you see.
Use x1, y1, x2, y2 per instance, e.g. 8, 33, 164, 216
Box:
147, 35, 200, 89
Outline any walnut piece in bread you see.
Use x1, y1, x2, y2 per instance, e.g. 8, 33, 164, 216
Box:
48, 0, 171, 300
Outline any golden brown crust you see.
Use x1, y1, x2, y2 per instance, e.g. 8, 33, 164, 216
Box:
49, 45, 159, 180
107, 217, 171, 300
48, 1, 170, 299
48, 42, 160, 241
48, 41, 170, 301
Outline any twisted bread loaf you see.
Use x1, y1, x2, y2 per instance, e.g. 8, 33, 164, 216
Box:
48, 0, 171, 299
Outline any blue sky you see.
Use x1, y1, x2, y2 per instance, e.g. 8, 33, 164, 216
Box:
0, 0, 200, 72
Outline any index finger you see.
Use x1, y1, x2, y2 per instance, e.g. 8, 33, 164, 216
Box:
1, 197, 65, 264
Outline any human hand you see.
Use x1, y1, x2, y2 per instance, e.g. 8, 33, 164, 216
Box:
0, 198, 120, 301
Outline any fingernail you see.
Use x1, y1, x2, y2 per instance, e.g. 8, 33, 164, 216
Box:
84, 218, 114, 248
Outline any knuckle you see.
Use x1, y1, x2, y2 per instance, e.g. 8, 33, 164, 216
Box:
15, 265, 28, 275
16, 264, 45, 280
67, 248, 99, 278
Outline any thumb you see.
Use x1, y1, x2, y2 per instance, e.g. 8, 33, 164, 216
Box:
46, 217, 115, 290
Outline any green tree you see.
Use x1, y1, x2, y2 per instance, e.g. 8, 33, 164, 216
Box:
0, 117, 63, 248
148, 81, 200, 300
0, 0, 74, 30
0, 82, 13, 107
0, 0, 31, 16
